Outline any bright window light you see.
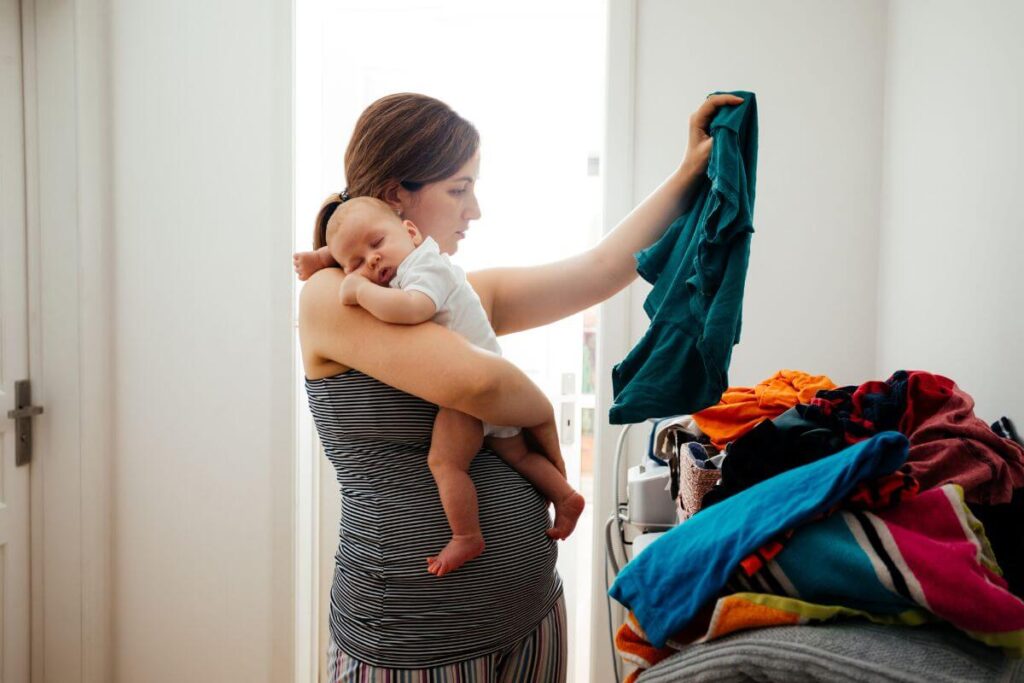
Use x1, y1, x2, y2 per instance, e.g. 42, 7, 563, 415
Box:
296, 3, 606, 680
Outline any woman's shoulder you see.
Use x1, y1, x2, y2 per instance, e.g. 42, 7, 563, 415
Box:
299, 268, 351, 340
299, 267, 344, 312
299, 268, 353, 378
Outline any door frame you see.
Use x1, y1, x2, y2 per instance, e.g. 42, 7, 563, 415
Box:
589, 1, 637, 682
22, 0, 113, 681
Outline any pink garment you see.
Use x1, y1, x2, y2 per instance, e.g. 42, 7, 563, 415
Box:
879, 486, 1024, 634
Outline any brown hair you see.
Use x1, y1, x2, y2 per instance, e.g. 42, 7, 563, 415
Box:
313, 93, 479, 251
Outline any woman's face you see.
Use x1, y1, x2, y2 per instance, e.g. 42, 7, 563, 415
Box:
396, 151, 482, 255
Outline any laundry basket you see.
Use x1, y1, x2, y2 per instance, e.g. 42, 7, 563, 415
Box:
678, 442, 721, 520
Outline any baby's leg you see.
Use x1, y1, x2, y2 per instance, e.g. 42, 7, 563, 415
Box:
488, 433, 585, 541
427, 408, 486, 577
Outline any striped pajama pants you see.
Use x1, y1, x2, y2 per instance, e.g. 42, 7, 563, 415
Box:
326, 597, 567, 682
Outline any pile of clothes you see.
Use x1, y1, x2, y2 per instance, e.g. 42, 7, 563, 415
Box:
610, 369, 1024, 682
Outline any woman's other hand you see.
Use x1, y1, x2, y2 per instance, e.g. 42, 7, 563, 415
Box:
680, 93, 745, 176
340, 273, 371, 305
524, 417, 567, 479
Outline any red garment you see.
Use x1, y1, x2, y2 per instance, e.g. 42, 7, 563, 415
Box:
830, 372, 954, 441
898, 372, 956, 434
907, 384, 1024, 505
808, 371, 1024, 505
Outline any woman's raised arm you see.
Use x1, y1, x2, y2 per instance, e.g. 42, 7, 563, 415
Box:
472, 93, 744, 337
300, 269, 556, 431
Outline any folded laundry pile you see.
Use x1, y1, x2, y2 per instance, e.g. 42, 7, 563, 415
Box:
610, 369, 1024, 682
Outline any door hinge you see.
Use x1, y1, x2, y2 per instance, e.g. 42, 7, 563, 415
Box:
7, 379, 43, 466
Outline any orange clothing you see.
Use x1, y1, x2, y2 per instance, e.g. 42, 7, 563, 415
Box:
692, 370, 836, 449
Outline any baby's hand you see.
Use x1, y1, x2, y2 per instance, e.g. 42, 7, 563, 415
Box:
339, 273, 371, 305
293, 250, 324, 281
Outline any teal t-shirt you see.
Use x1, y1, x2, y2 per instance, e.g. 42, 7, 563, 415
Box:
610, 90, 758, 424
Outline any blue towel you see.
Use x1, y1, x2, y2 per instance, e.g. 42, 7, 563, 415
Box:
609, 431, 909, 647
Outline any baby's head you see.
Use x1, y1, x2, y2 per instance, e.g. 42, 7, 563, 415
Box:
326, 197, 423, 286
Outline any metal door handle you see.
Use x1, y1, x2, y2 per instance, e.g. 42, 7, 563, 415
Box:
8, 406, 43, 419
7, 380, 43, 466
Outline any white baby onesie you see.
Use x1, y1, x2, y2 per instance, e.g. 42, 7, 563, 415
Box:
389, 236, 519, 439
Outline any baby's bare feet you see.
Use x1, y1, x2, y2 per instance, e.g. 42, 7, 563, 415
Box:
293, 251, 323, 281
426, 533, 485, 577
547, 491, 585, 540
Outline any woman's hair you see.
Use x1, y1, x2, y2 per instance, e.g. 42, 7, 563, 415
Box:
313, 93, 479, 250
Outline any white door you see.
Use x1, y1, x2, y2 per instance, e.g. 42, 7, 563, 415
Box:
0, 0, 32, 680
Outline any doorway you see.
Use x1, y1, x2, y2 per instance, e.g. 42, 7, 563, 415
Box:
294, 2, 608, 680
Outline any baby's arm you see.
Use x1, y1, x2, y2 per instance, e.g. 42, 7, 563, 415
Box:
341, 274, 437, 325
293, 246, 336, 281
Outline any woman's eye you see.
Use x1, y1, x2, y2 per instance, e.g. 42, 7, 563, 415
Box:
450, 188, 466, 196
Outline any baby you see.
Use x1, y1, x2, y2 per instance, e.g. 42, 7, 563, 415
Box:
296, 196, 585, 577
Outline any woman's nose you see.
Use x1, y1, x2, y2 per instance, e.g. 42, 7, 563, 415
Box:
465, 195, 482, 221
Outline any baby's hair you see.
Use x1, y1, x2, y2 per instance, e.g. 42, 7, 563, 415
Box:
324, 196, 399, 246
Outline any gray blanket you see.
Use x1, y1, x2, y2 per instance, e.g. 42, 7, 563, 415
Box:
637, 623, 1024, 682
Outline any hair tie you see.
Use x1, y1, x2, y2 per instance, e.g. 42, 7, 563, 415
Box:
339, 189, 351, 203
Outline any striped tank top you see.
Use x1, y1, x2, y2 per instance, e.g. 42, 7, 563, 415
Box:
306, 370, 563, 667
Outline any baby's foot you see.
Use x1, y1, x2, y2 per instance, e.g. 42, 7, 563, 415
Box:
426, 533, 485, 577
547, 491, 586, 540
293, 251, 323, 281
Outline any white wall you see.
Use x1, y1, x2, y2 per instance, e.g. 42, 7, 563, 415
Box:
631, 0, 888, 389
592, 2, 888, 680
878, 0, 1024, 422
108, 2, 294, 681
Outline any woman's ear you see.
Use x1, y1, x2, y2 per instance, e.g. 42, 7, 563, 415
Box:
404, 220, 423, 246
381, 180, 407, 216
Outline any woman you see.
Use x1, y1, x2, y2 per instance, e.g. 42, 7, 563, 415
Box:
299, 91, 743, 681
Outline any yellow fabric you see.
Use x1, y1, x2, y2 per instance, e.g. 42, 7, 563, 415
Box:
692, 370, 837, 449
615, 592, 929, 679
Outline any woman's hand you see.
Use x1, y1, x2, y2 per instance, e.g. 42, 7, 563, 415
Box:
679, 93, 745, 176
339, 273, 371, 305
524, 417, 567, 479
